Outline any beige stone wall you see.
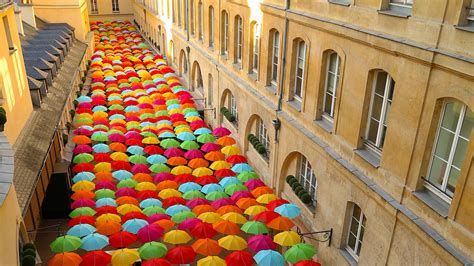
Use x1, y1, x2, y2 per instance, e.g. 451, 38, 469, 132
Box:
88, 0, 134, 21
133, 0, 473, 264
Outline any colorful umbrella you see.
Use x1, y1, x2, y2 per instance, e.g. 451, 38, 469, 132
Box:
109, 231, 137, 249
111, 248, 140, 265
138, 242, 168, 260
80, 250, 111, 266
197, 256, 226, 266
49, 252, 82, 266
248, 235, 276, 252
50, 235, 82, 253
192, 238, 222, 256
254, 250, 285, 266
81, 233, 109, 251
165, 246, 196, 264
163, 229, 192, 244
241, 221, 269, 235
218, 235, 247, 251
225, 251, 254, 266
284, 243, 316, 263
273, 231, 302, 246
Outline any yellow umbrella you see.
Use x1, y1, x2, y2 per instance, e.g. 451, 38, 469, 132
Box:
244, 205, 268, 216
186, 116, 202, 122
273, 231, 301, 246
110, 152, 129, 161
168, 109, 183, 115
197, 256, 226, 266
135, 182, 157, 191
218, 235, 247, 251
142, 137, 160, 144
111, 248, 140, 265
94, 162, 112, 173
77, 113, 93, 119
171, 165, 193, 175
256, 193, 278, 204
158, 188, 182, 199
209, 161, 231, 170
192, 167, 213, 177
221, 212, 247, 224
110, 118, 126, 125
198, 212, 222, 223
96, 213, 121, 223
93, 111, 108, 119
117, 204, 142, 215
221, 146, 241, 156
163, 229, 192, 244
72, 180, 95, 192
174, 127, 193, 134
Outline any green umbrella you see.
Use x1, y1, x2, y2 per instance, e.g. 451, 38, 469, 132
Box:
129, 154, 148, 164
129, 77, 140, 82
73, 153, 94, 164
140, 113, 155, 120
174, 125, 190, 130
171, 211, 197, 223
142, 206, 166, 216
142, 80, 154, 85
91, 132, 109, 142
183, 108, 197, 114
138, 242, 168, 260
76, 117, 93, 124
117, 178, 138, 189
50, 235, 82, 253
180, 140, 200, 150
182, 190, 205, 200
95, 188, 116, 199
108, 129, 124, 135
196, 134, 216, 144
91, 82, 105, 87
93, 124, 109, 131
205, 191, 229, 201
109, 104, 124, 111
241, 221, 268, 235
69, 207, 96, 218
237, 171, 259, 182
224, 183, 248, 195
160, 139, 180, 148
166, 99, 180, 105
140, 131, 157, 138
155, 110, 169, 116
149, 163, 171, 173
127, 124, 142, 130
284, 243, 316, 263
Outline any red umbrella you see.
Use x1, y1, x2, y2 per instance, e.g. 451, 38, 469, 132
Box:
112, 161, 132, 171
95, 206, 118, 216
226, 155, 247, 164
147, 214, 171, 224
166, 246, 196, 264
68, 216, 95, 227
162, 197, 186, 208
142, 258, 172, 266
137, 224, 164, 243
173, 174, 194, 184
177, 218, 202, 231
252, 211, 280, 223
126, 139, 144, 146
294, 261, 322, 266
190, 222, 218, 238
80, 250, 111, 266
248, 234, 276, 252
73, 163, 94, 173
115, 187, 137, 197
122, 212, 148, 223
164, 148, 184, 158
95, 181, 116, 190
144, 145, 164, 155
94, 153, 112, 163
200, 143, 221, 152
109, 231, 137, 248
136, 190, 158, 201
210, 198, 234, 209
195, 175, 218, 186
225, 251, 254, 266
73, 145, 93, 154
266, 199, 290, 211
230, 191, 254, 202
244, 179, 266, 190
214, 169, 236, 178
71, 198, 95, 209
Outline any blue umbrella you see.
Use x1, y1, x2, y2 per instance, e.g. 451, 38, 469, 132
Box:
72, 172, 95, 183
78, 125, 94, 131
76, 95, 92, 103
194, 128, 212, 135
93, 143, 111, 153
254, 250, 285, 266
125, 106, 140, 112
95, 198, 117, 208
109, 114, 126, 120
157, 120, 172, 126
165, 204, 191, 216
219, 177, 242, 187
179, 182, 202, 193
139, 198, 162, 208
201, 183, 224, 194
92, 106, 107, 112
123, 219, 149, 234
274, 203, 301, 219
177, 132, 196, 141
66, 224, 96, 238
184, 112, 200, 118
112, 170, 133, 181
231, 163, 253, 173
127, 145, 144, 155
147, 154, 167, 164
81, 233, 109, 251
167, 104, 181, 110
140, 122, 155, 127
158, 131, 176, 138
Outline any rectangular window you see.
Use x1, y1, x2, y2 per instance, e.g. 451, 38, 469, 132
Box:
322, 52, 341, 123
190, 0, 195, 35
3, 16, 14, 52
365, 71, 394, 153
90, 0, 98, 14
229, 94, 238, 121
236, 17, 243, 63
209, 7, 214, 47
346, 204, 366, 260
222, 12, 229, 55
172, 0, 176, 22
426, 101, 473, 201
390, 0, 413, 7
178, 0, 182, 26
112, 0, 120, 12
184, 0, 188, 31
252, 23, 260, 73
257, 119, 270, 154
468, 1, 474, 23
298, 157, 317, 202
198, 2, 204, 40
271, 31, 280, 84
389, 0, 413, 15
294, 41, 306, 101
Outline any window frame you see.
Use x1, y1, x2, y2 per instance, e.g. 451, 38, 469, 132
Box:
297, 156, 317, 204
198, 1, 204, 40
112, 0, 120, 13
235, 16, 243, 63
209, 6, 214, 47
178, 0, 182, 27
221, 11, 229, 55
90, 0, 98, 14
322, 52, 341, 124
270, 31, 280, 85
389, 0, 413, 8
345, 204, 366, 261
190, 0, 195, 35
252, 23, 260, 73
229, 93, 238, 122
256, 118, 270, 155
293, 40, 306, 102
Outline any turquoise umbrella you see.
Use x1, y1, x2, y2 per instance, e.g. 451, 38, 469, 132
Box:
147, 155, 167, 164
76, 96, 92, 103
231, 163, 253, 173
201, 184, 224, 194
177, 132, 196, 141
72, 172, 95, 183
109, 114, 126, 120
219, 177, 242, 187
95, 198, 117, 208
165, 204, 191, 216
123, 219, 149, 234
139, 198, 162, 208
127, 145, 144, 155
92, 106, 107, 112
158, 131, 176, 138
178, 182, 202, 193
92, 143, 110, 153
194, 128, 212, 135
274, 203, 301, 219
254, 250, 284, 266
125, 106, 140, 112
112, 170, 133, 181
66, 224, 96, 238
81, 233, 109, 251
184, 112, 200, 118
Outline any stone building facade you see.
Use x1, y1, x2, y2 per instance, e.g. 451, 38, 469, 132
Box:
133, 0, 474, 265
88, 0, 134, 22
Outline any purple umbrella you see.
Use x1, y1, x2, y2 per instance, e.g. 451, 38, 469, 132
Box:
186, 198, 209, 208
109, 133, 126, 143
244, 179, 266, 190
177, 218, 202, 231
248, 235, 276, 252
115, 187, 137, 197
164, 148, 184, 158
147, 214, 171, 224
137, 224, 164, 243
184, 149, 204, 160
95, 180, 117, 190
71, 198, 95, 209
211, 198, 234, 209
73, 145, 93, 154
212, 127, 231, 137
131, 164, 151, 174
201, 143, 221, 152
230, 191, 254, 202
154, 172, 175, 183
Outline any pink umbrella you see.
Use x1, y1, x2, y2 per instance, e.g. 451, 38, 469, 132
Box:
248, 234, 276, 252
186, 198, 209, 208
184, 149, 204, 160
131, 164, 151, 174
154, 172, 175, 183
109, 134, 126, 143
138, 103, 153, 109
211, 198, 234, 209
177, 218, 202, 231
71, 198, 95, 209
244, 179, 266, 190
137, 224, 164, 243
125, 116, 140, 122
230, 191, 254, 202
73, 145, 93, 154
147, 214, 171, 224
115, 187, 137, 197
164, 148, 184, 158
169, 113, 184, 120
125, 131, 142, 140
212, 127, 231, 137
201, 143, 221, 152
95, 181, 117, 190
77, 102, 92, 109
73, 128, 93, 136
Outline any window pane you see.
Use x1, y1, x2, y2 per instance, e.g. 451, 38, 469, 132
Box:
434, 128, 455, 160
356, 240, 363, 255
324, 94, 334, 115
350, 218, 359, 235
352, 205, 361, 219
371, 95, 383, 120
348, 233, 357, 250
375, 72, 388, 96
441, 102, 462, 130
460, 108, 474, 139
295, 78, 302, 97
329, 53, 338, 72
446, 167, 460, 196
327, 73, 336, 94
367, 119, 379, 143
452, 138, 468, 169
428, 157, 448, 189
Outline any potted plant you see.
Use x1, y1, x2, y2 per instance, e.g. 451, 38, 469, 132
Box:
0, 107, 7, 132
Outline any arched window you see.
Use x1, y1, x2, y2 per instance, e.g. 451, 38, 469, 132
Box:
426, 101, 473, 201
228, 93, 238, 122
297, 156, 317, 203
269, 30, 280, 85
198, 1, 204, 40
234, 16, 243, 63
345, 203, 366, 260
192, 62, 203, 94
179, 50, 188, 76
293, 39, 306, 102
221, 11, 229, 55
256, 118, 270, 155
208, 6, 214, 47
322, 51, 341, 123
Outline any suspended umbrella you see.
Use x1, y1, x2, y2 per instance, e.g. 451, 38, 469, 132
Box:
294, 261, 322, 266
225, 251, 254, 266
221, 145, 240, 155
254, 250, 285, 266
189, 222, 218, 238
274, 203, 301, 219
163, 229, 192, 244
197, 256, 226, 266
180, 140, 200, 150
80, 250, 111, 266
191, 238, 222, 256
66, 224, 96, 238
184, 149, 204, 159
238, 171, 259, 182
226, 155, 247, 164
218, 235, 247, 251
244, 205, 268, 216
212, 127, 231, 137
137, 224, 165, 243
49, 252, 82, 266
138, 242, 168, 260
165, 246, 196, 265
123, 218, 149, 234
50, 235, 82, 253
109, 231, 138, 249
197, 212, 222, 223
68, 216, 95, 227
70, 207, 96, 218
253, 211, 280, 223
241, 221, 269, 235
81, 233, 109, 251
221, 212, 248, 224
248, 234, 276, 252
196, 134, 216, 144
212, 220, 240, 235
284, 243, 317, 264
111, 249, 140, 265
267, 216, 295, 231
142, 258, 172, 266
273, 231, 302, 246
160, 138, 180, 148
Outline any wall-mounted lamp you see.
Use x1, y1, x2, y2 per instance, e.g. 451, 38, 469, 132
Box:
272, 118, 281, 142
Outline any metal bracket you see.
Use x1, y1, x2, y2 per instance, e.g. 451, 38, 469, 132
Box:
297, 227, 333, 246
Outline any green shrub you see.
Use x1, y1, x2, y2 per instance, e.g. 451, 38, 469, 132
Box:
291, 182, 302, 190
300, 193, 312, 204
22, 249, 36, 257
228, 114, 236, 123
62, 134, 68, 146
76, 91, 82, 98
73, 100, 78, 107
286, 175, 295, 183
21, 255, 36, 266
66, 122, 73, 131
247, 134, 255, 141
288, 178, 298, 186
0, 107, 6, 126
0, 107, 6, 115
297, 189, 307, 198
294, 186, 304, 195
220, 107, 227, 113
69, 109, 76, 119
22, 243, 36, 252
257, 146, 266, 154
81, 76, 86, 83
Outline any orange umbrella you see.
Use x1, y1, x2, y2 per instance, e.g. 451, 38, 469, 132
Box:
133, 173, 153, 183
71, 190, 95, 201
251, 186, 274, 198
216, 136, 236, 146
188, 158, 209, 169
156, 180, 179, 191
266, 216, 295, 231
216, 205, 242, 215
192, 238, 222, 256
96, 220, 122, 235
167, 156, 188, 166
109, 142, 127, 152
204, 151, 225, 162
116, 196, 140, 206
72, 135, 92, 145
154, 219, 175, 231
212, 220, 240, 235
49, 252, 82, 266
192, 204, 216, 216
235, 198, 259, 209
95, 172, 113, 182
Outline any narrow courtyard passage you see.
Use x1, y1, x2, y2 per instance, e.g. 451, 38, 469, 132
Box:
47, 20, 320, 266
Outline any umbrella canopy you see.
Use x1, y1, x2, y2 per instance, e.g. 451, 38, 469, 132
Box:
111, 248, 140, 265
81, 233, 109, 251
284, 243, 317, 264
50, 235, 82, 253
254, 250, 285, 266
273, 231, 302, 246
49, 252, 82, 266
109, 231, 137, 249
274, 203, 301, 219
225, 251, 254, 266
248, 234, 276, 252
241, 221, 269, 235
138, 242, 168, 260
165, 246, 196, 264
192, 238, 222, 256
163, 229, 192, 244
218, 235, 247, 251
197, 256, 226, 266
80, 250, 111, 266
